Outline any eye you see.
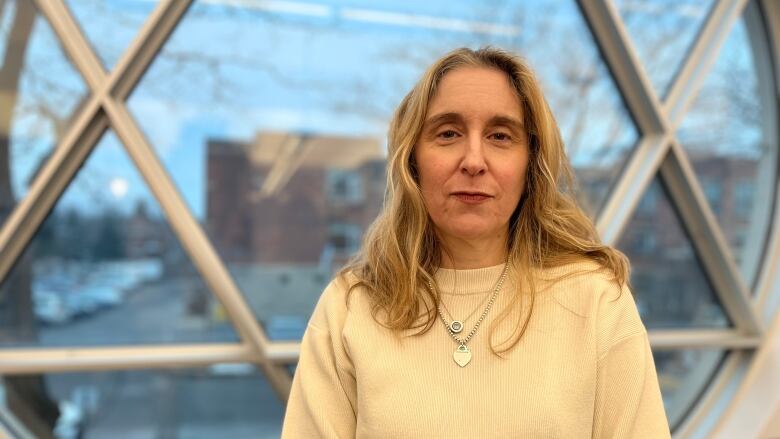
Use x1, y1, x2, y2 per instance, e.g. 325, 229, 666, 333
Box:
437, 130, 459, 140
489, 132, 512, 142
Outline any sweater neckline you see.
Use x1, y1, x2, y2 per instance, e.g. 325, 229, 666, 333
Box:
433, 263, 507, 295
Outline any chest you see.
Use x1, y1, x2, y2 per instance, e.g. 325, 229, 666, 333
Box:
344, 300, 598, 438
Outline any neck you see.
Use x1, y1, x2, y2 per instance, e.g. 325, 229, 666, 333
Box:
438, 232, 508, 269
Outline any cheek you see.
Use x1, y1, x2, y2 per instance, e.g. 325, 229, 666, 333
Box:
419, 173, 447, 209
500, 167, 527, 194
498, 168, 528, 209
512, 155, 531, 195
416, 159, 446, 195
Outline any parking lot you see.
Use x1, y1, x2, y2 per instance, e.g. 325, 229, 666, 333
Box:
30, 258, 299, 438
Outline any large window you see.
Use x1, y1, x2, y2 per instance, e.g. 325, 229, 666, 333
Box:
0, 0, 776, 437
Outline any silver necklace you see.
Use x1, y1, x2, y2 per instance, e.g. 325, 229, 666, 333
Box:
428, 262, 509, 367
438, 292, 491, 332
437, 267, 506, 332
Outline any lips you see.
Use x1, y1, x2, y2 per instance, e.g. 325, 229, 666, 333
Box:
451, 191, 492, 204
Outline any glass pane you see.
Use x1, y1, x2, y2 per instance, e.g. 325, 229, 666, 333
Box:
654, 349, 724, 430
617, 178, 729, 329
678, 17, 772, 287
65, 0, 153, 69
613, 0, 714, 97
25, 366, 283, 438
127, 0, 638, 336
0, 131, 239, 347
0, 0, 88, 230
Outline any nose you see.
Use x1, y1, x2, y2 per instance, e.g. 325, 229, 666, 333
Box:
460, 136, 487, 176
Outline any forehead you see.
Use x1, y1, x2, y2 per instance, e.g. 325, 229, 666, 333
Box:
427, 66, 523, 119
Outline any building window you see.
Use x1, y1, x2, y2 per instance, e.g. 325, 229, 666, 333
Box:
326, 169, 364, 205
327, 223, 362, 255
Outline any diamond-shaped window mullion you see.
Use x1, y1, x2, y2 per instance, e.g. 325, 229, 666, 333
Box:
612, 0, 717, 100
658, 142, 761, 335
0, 130, 240, 347
676, 13, 776, 290
617, 176, 732, 330
577, 0, 673, 245
30, 0, 279, 362
64, 0, 155, 71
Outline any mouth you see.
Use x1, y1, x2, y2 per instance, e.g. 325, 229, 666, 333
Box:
451, 191, 493, 204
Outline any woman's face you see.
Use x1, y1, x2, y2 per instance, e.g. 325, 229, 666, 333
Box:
414, 66, 530, 245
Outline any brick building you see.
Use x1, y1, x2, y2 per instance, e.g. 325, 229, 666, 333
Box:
206, 132, 386, 268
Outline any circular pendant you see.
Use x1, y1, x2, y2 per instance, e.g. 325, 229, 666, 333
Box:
449, 320, 464, 333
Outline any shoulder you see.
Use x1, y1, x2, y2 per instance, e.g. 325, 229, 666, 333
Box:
308, 271, 370, 333
535, 258, 647, 356
535, 258, 626, 318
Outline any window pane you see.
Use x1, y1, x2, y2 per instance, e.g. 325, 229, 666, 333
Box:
617, 178, 729, 329
0, 131, 239, 347
0, 0, 88, 230
127, 0, 638, 338
678, 17, 773, 287
655, 349, 724, 430
65, 0, 152, 69
40, 366, 283, 438
613, 0, 714, 97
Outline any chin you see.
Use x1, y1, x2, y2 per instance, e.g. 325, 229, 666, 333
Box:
442, 223, 497, 241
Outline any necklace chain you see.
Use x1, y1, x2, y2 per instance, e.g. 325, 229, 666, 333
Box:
437, 266, 506, 325
438, 289, 491, 325
429, 262, 509, 346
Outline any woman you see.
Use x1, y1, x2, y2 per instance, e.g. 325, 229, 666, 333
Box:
281, 47, 669, 438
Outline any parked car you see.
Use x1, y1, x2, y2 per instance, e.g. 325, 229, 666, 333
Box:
63, 291, 101, 318
81, 284, 123, 309
53, 400, 85, 439
33, 291, 73, 326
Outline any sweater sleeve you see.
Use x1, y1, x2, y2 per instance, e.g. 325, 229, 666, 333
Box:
281, 280, 357, 439
592, 282, 671, 438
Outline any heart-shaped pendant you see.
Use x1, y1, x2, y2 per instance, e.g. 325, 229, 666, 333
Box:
453, 345, 472, 367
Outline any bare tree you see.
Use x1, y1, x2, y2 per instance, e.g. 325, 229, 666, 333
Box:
0, 2, 61, 438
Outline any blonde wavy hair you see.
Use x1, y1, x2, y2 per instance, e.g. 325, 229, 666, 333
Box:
340, 47, 630, 354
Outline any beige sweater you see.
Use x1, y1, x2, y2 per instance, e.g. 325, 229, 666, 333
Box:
281, 261, 670, 438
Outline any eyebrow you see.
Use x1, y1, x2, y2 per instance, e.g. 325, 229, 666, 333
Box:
488, 115, 525, 132
423, 112, 525, 132
423, 112, 464, 129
